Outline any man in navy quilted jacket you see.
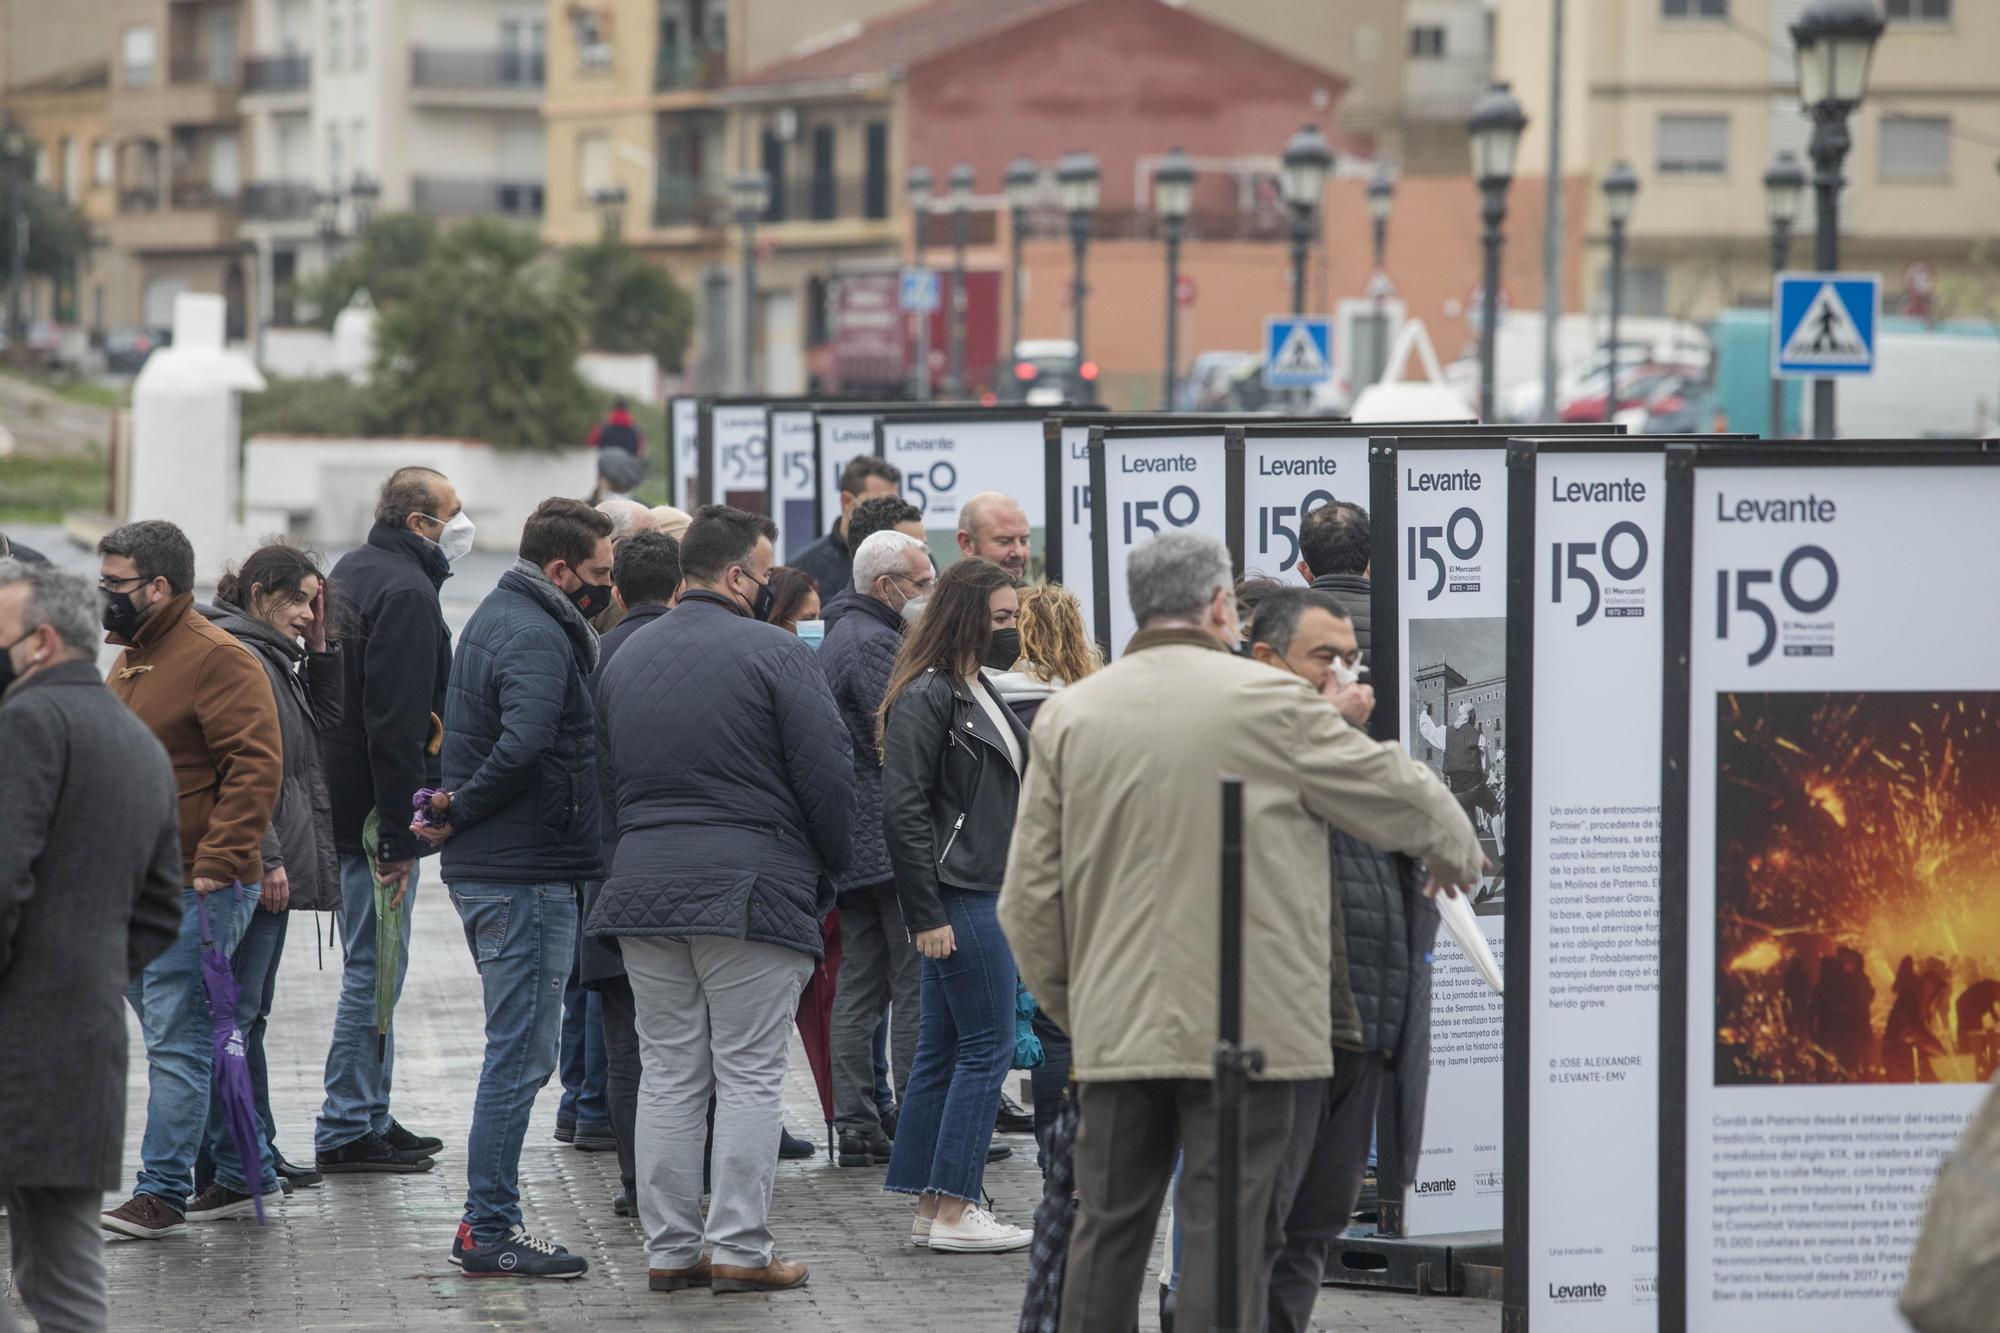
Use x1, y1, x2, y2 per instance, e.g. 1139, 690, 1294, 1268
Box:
415, 497, 614, 1280
591, 504, 854, 1296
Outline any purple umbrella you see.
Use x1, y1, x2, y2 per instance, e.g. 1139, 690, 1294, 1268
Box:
197, 886, 267, 1224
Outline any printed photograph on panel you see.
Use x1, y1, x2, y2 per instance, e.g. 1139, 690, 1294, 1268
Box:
1408, 616, 1507, 914
1715, 692, 2000, 1086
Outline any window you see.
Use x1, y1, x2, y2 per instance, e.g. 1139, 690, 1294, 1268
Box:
350, 118, 366, 183
1885, 0, 1950, 19
327, 5, 343, 72
351, 0, 367, 69
760, 128, 785, 222
121, 25, 156, 88
578, 131, 611, 198
1408, 25, 1446, 58
863, 120, 888, 219
810, 125, 834, 220
60, 137, 77, 201
327, 122, 343, 191
1656, 113, 1728, 175
1661, 0, 1727, 16
93, 139, 113, 187
1880, 115, 1950, 181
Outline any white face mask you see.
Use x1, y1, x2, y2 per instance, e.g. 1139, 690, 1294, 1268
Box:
900, 595, 928, 627
429, 512, 476, 564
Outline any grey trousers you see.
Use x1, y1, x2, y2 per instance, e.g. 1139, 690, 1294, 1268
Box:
2, 1185, 106, 1333
1062, 1078, 1294, 1333
830, 883, 920, 1134
1262, 1049, 1389, 1333
623, 934, 812, 1271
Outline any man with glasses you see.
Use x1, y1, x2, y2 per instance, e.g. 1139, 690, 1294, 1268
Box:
93, 521, 285, 1239
819, 529, 935, 1167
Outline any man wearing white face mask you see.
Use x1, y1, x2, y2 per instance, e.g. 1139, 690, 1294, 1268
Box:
315, 467, 466, 1173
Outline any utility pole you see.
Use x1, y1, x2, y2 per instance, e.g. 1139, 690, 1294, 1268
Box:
1539, 0, 1565, 422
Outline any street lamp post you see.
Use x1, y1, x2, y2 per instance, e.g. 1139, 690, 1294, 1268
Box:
1467, 82, 1528, 422
1762, 150, 1806, 438
1600, 160, 1639, 408
1056, 151, 1100, 374
1, 120, 26, 353
1003, 156, 1037, 376
906, 164, 933, 401
947, 163, 974, 397
592, 182, 628, 241
731, 170, 770, 393
1154, 147, 1194, 411
349, 172, 380, 236
1280, 124, 1333, 318
1790, 0, 1884, 439
1366, 162, 1394, 387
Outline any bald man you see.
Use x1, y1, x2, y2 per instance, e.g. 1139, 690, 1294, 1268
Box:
597, 498, 661, 550
650, 505, 693, 543
956, 492, 1031, 581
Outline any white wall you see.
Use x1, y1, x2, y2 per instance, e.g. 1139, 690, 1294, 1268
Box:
576, 351, 660, 403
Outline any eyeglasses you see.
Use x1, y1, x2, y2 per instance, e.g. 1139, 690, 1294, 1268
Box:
896, 573, 937, 595
98, 575, 145, 593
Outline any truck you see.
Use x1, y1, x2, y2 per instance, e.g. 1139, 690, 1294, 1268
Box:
821, 266, 1002, 399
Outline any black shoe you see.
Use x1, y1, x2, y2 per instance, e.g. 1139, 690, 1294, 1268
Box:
778, 1127, 817, 1161
554, 1118, 575, 1145
1160, 1281, 1177, 1333
987, 1142, 1012, 1164
879, 1104, 899, 1139
571, 1124, 616, 1153
996, 1093, 1034, 1134
837, 1129, 893, 1168
316, 1131, 436, 1174
460, 1226, 588, 1280
613, 1192, 634, 1218
382, 1120, 443, 1156
272, 1149, 323, 1189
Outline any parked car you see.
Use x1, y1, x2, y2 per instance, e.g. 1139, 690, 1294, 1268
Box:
102, 326, 169, 375
1008, 338, 1097, 405
1181, 350, 1257, 411
1559, 361, 1700, 424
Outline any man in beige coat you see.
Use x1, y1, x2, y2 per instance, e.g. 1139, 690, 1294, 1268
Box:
998, 531, 1482, 1333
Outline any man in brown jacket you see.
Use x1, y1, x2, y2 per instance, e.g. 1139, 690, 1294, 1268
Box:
93, 519, 285, 1240
998, 531, 1483, 1333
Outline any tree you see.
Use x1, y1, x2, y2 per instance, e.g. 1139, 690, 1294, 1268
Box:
293, 212, 437, 326
561, 238, 696, 370
0, 172, 92, 327
370, 219, 599, 452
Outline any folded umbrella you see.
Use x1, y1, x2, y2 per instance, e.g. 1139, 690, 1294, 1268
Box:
361, 807, 409, 1061
1438, 888, 1503, 994
1013, 980, 1045, 1070
1018, 1090, 1080, 1333
196, 885, 267, 1224
794, 907, 843, 1162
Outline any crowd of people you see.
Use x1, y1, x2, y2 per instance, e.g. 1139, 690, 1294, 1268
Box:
0, 466, 1485, 1330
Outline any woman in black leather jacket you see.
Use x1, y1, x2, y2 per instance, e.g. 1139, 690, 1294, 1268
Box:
877, 557, 1033, 1254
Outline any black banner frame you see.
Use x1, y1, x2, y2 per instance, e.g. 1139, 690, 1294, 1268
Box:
1086, 423, 1245, 654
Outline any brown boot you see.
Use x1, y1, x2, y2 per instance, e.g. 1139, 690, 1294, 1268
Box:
710, 1256, 809, 1294
647, 1255, 712, 1292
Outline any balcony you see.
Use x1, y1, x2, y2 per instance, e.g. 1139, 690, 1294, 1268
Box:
653, 42, 726, 93
111, 58, 237, 128
110, 179, 238, 250
240, 180, 318, 222
411, 176, 544, 220
242, 53, 310, 97
652, 178, 730, 230
760, 175, 896, 230
409, 47, 544, 109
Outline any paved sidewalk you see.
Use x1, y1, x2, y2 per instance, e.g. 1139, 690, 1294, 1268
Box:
4, 889, 1499, 1331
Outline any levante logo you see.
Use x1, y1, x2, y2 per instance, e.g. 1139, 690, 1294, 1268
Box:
1413, 1177, 1456, 1197
1548, 1280, 1608, 1304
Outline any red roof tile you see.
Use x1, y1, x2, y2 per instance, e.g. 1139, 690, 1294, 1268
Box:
734, 0, 1085, 89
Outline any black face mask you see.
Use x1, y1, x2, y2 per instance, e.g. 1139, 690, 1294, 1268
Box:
0, 630, 28, 694
566, 579, 613, 619
100, 588, 143, 636
983, 627, 1021, 671
743, 569, 776, 621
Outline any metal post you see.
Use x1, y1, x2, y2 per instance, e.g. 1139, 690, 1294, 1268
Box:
1808, 111, 1847, 439
1213, 778, 1261, 1333
1069, 209, 1089, 365
1010, 207, 1026, 373
740, 218, 757, 394
5, 143, 22, 352
1606, 217, 1625, 402
1289, 206, 1310, 317
949, 204, 968, 397
1479, 186, 1505, 422
1163, 218, 1183, 411
1371, 215, 1389, 387
1539, 0, 1565, 422
1768, 219, 1790, 438
914, 225, 931, 402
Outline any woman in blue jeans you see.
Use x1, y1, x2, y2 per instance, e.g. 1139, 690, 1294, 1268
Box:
878, 557, 1032, 1254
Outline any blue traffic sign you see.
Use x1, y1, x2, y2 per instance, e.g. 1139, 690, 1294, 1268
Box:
1264, 316, 1333, 389
900, 266, 939, 314
1773, 272, 1879, 378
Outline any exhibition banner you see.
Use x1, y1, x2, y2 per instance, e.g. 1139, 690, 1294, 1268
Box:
1088, 426, 1234, 657
816, 409, 888, 535
1505, 439, 1668, 1329
703, 401, 769, 510
1236, 427, 1372, 581
878, 412, 1049, 572
766, 407, 817, 558
669, 396, 700, 510
1372, 437, 1509, 1237
1660, 445, 1997, 1333
1046, 418, 1098, 633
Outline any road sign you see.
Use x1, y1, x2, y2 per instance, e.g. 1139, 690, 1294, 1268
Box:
1773, 271, 1879, 378
1263, 315, 1333, 389
899, 266, 939, 314
1176, 273, 1197, 306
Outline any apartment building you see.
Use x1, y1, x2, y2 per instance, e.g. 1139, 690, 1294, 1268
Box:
1496, 0, 2000, 323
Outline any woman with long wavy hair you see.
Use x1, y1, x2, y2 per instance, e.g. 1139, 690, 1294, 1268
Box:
989, 580, 1102, 729
876, 557, 1033, 1253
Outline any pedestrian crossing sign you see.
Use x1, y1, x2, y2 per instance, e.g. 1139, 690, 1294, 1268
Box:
1773, 272, 1879, 378
1264, 316, 1333, 389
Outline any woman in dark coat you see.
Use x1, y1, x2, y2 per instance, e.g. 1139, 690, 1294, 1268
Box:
878, 557, 1033, 1254
195, 543, 342, 1210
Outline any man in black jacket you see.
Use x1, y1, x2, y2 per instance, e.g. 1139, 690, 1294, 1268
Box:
316, 467, 463, 1173
418, 497, 613, 1279
790, 456, 903, 599
591, 505, 853, 1295
1296, 499, 1372, 650
820, 528, 933, 1167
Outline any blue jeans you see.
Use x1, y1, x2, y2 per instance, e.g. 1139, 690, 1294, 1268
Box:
317, 853, 420, 1152
883, 889, 1015, 1202
126, 885, 259, 1211
449, 880, 577, 1244
557, 946, 609, 1132
205, 905, 288, 1194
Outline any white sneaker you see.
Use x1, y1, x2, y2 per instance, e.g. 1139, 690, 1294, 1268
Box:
927, 1206, 1032, 1254
910, 1214, 933, 1244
